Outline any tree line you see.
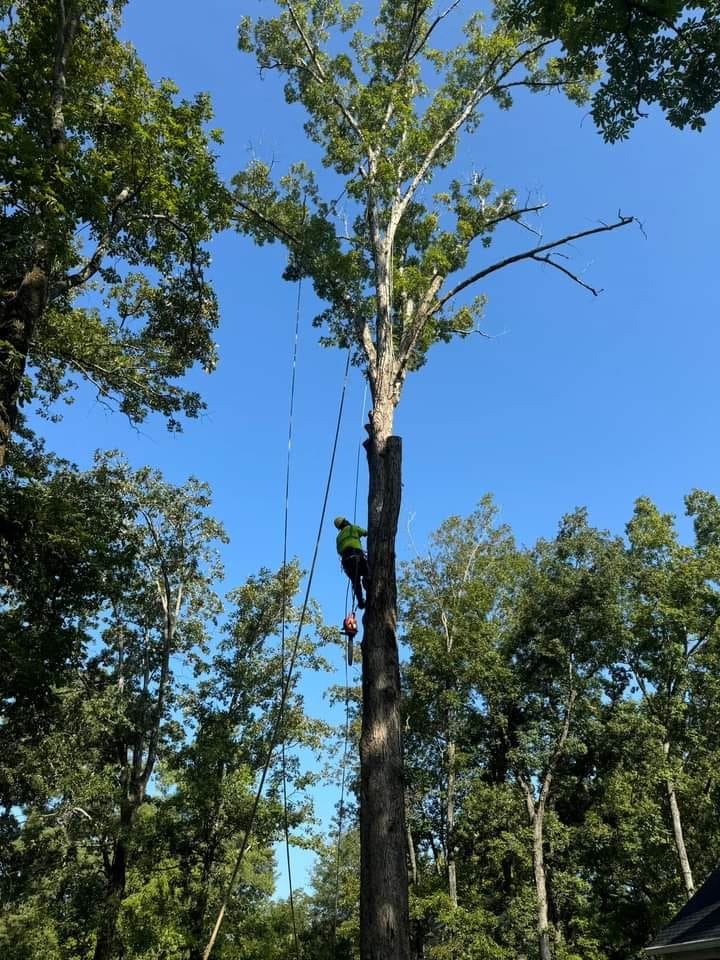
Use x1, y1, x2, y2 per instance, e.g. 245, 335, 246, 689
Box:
3, 447, 719, 960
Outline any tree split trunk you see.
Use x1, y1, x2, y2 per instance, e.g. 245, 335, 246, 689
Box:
0, 267, 47, 466
359, 416, 410, 960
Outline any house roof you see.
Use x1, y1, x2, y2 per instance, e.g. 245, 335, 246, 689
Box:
647, 866, 720, 954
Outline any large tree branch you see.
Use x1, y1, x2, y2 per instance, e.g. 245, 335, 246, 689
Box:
433, 214, 634, 312
409, 1, 462, 62
50, 187, 133, 300
539, 685, 577, 805
50, 0, 80, 151
285, 1, 368, 150
389, 40, 552, 243
396, 201, 548, 367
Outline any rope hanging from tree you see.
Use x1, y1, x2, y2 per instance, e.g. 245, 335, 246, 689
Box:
201, 339, 352, 960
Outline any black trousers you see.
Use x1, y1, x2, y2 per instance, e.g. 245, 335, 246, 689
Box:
341, 547, 369, 604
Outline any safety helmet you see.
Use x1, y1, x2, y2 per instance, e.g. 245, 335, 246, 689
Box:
334, 516, 347, 529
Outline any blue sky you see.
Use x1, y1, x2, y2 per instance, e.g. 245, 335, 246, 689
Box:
31, 0, 720, 892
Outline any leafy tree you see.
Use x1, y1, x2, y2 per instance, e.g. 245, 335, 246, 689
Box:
233, 5, 633, 955
401, 498, 517, 913
0, 457, 228, 960
499, 0, 720, 140
168, 562, 332, 960
0, 0, 230, 464
0, 436, 132, 809
496, 510, 627, 960
302, 830, 361, 960
87, 459, 227, 960
623, 492, 720, 899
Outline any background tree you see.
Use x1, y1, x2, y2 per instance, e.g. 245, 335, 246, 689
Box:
234, 5, 634, 955
401, 499, 516, 915
497, 510, 627, 960
623, 492, 720, 899
171, 563, 331, 960
499, 0, 720, 141
0, 0, 230, 464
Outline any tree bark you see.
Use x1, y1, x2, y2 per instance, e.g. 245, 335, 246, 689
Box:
360, 422, 410, 960
663, 743, 695, 898
524, 789, 552, 960
0, 267, 47, 466
446, 739, 458, 909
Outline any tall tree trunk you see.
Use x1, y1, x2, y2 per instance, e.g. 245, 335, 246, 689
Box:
359, 403, 410, 960
531, 803, 552, 960
0, 267, 47, 465
446, 739, 458, 909
663, 742, 695, 898
93, 804, 131, 960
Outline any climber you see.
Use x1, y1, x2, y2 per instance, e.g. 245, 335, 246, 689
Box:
334, 516, 370, 609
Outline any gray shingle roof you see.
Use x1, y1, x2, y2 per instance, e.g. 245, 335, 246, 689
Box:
648, 866, 720, 952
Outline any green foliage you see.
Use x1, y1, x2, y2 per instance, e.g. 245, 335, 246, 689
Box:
497, 0, 720, 140
0, 0, 230, 429
233, 1, 611, 389
399, 494, 720, 960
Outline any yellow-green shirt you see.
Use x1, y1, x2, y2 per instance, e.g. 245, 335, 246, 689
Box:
336, 524, 367, 555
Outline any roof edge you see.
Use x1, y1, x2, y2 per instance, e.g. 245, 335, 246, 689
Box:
646, 937, 720, 956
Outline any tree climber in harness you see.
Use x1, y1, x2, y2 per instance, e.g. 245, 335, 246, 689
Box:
334, 516, 370, 609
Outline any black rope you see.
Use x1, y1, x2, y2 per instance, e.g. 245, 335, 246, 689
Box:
280, 275, 303, 959
331, 379, 367, 956
202, 349, 352, 960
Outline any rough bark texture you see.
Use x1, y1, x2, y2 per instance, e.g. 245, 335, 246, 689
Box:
0, 267, 47, 466
360, 426, 410, 960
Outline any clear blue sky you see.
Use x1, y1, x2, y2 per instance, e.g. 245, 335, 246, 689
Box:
32, 0, 720, 893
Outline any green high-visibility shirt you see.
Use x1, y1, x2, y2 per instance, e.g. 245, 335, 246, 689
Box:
336, 524, 367, 555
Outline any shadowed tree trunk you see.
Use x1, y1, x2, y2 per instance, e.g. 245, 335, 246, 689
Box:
0, 267, 48, 465
360, 424, 410, 960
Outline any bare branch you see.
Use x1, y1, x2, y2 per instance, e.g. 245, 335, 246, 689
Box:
434, 214, 634, 311
483, 201, 547, 230
530, 253, 601, 296
408, 0, 462, 61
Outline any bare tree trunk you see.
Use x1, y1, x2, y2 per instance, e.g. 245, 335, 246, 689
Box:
522, 788, 552, 960
406, 816, 418, 887
0, 267, 47, 466
532, 807, 552, 960
359, 410, 410, 960
663, 743, 695, 898
447, 739, 458, 909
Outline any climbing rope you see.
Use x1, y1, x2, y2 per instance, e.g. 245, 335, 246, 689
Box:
202, 349, 352, 960
279, 275, 303, 959
331, 379, 367, 955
